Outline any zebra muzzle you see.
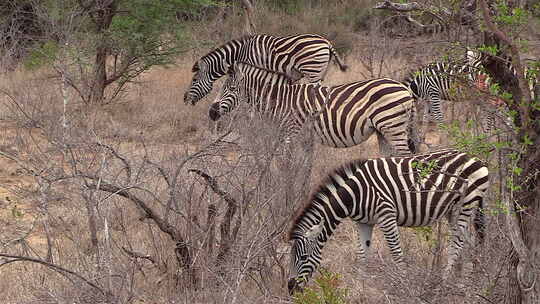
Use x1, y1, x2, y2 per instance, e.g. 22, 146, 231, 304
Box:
208, 103, 222, 121
183, 92, 192, 105
184, 92, 199, 105
288, 278, 304, 295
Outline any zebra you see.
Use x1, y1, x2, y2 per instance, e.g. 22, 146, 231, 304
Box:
466, 49, 538, 133
184, 34, 348, 105
402, 59, 479, 123
287, 149, 489, 294
210, 62, 418, 156
407, 50, 534, 132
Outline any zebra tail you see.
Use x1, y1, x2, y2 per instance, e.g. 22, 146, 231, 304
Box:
474, 199, 486, 245
330, 47, 348, 72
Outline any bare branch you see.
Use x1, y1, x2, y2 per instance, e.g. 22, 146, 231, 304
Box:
95, 142, 132, 182
189, 171, 238, 208
0, 253, 106, 295
82, 175, 182, 241
240, 0, 256, 35
188, 169, 239, 267
122, 247, 156, 264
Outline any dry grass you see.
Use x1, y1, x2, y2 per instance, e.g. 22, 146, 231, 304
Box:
0, 4, 521, 304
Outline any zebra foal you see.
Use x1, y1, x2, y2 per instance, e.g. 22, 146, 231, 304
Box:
288, 149, 489, 294
211, 62, 418, 156
184, 34, 347, 105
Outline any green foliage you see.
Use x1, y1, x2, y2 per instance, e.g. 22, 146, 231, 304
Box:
270, 0, 307, 15
492, 0, 530, 37
477, 45, 498, 56
109, 0, 213, 65
487, 199, 510, 216
11, 204, 24, 219
533, 3, 540, 17
23, 40, 59, 70
441, 120, 505, 160
412, 226, 438, 248
293, 268, 349, 304
411, 160, 439, 179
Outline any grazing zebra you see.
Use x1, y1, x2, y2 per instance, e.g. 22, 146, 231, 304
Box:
210, 62, 418, 156
467, 50, 538, 132
288, 149, 489, 294
408, 49, 534, 130
473, 73, 513, 133
402, 59, 479, 123
184, 34, 348, 105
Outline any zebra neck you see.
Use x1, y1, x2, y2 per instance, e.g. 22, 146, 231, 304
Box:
211, 39, 246, 80
293, 195, 352, 244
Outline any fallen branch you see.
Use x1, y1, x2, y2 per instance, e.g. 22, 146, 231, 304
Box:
374, 1, 424, 12
374, 0, 457, 35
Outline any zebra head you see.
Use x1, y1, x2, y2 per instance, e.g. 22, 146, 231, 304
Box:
184, 60, 213, 105
288, 222, 324, 295
209, 63, 246, 121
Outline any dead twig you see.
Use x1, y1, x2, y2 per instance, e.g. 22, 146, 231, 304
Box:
0, 253, 106, 295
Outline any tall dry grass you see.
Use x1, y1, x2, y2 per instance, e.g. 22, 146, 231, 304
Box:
0, 2, 517, 303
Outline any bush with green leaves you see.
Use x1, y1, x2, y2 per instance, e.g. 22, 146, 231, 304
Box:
293, 268, 349, 304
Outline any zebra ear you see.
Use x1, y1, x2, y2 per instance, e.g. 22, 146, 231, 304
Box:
304, 223, 323, 241
192, 62, 199, 73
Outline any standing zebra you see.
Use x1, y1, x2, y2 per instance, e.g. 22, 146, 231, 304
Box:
467, 49, 538, 132
288, 149, 489, 294
402, 59, 479, 123
408, 50, 534, 129
210, 62, 418, 156
184, 34, 348, 105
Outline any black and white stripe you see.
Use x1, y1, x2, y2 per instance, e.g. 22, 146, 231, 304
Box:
211, 62, 417, 156
467, 50, 537, 133
287, 149, 489, 294
402, 60, 478, 123
184, 34, 347, 105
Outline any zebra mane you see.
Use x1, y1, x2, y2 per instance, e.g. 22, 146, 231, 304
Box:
287, 159, 367, 241
199, 35, 254, 62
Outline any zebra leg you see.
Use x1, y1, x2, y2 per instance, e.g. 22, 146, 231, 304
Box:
355, 223, 374, 271
481, 112, 495, 134
376, 208, 405, 266
445, 204, 475, 277
428, 95, 444, 123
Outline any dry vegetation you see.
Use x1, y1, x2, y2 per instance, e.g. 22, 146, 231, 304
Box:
0, 1, 537, 303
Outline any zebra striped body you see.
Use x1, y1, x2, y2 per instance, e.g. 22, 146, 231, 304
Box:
211, 63, 417, 156
409, 49, 534, 130
403, 60, 478, 122
184, 34, 347, 105
288, 149, 489, 294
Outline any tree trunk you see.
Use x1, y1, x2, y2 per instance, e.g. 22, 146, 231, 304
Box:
87, 1, 118, 104
90, 46, 107, 103
506, 147, 540, 304
240, 0, 255, 35
476, 1, 540, 302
